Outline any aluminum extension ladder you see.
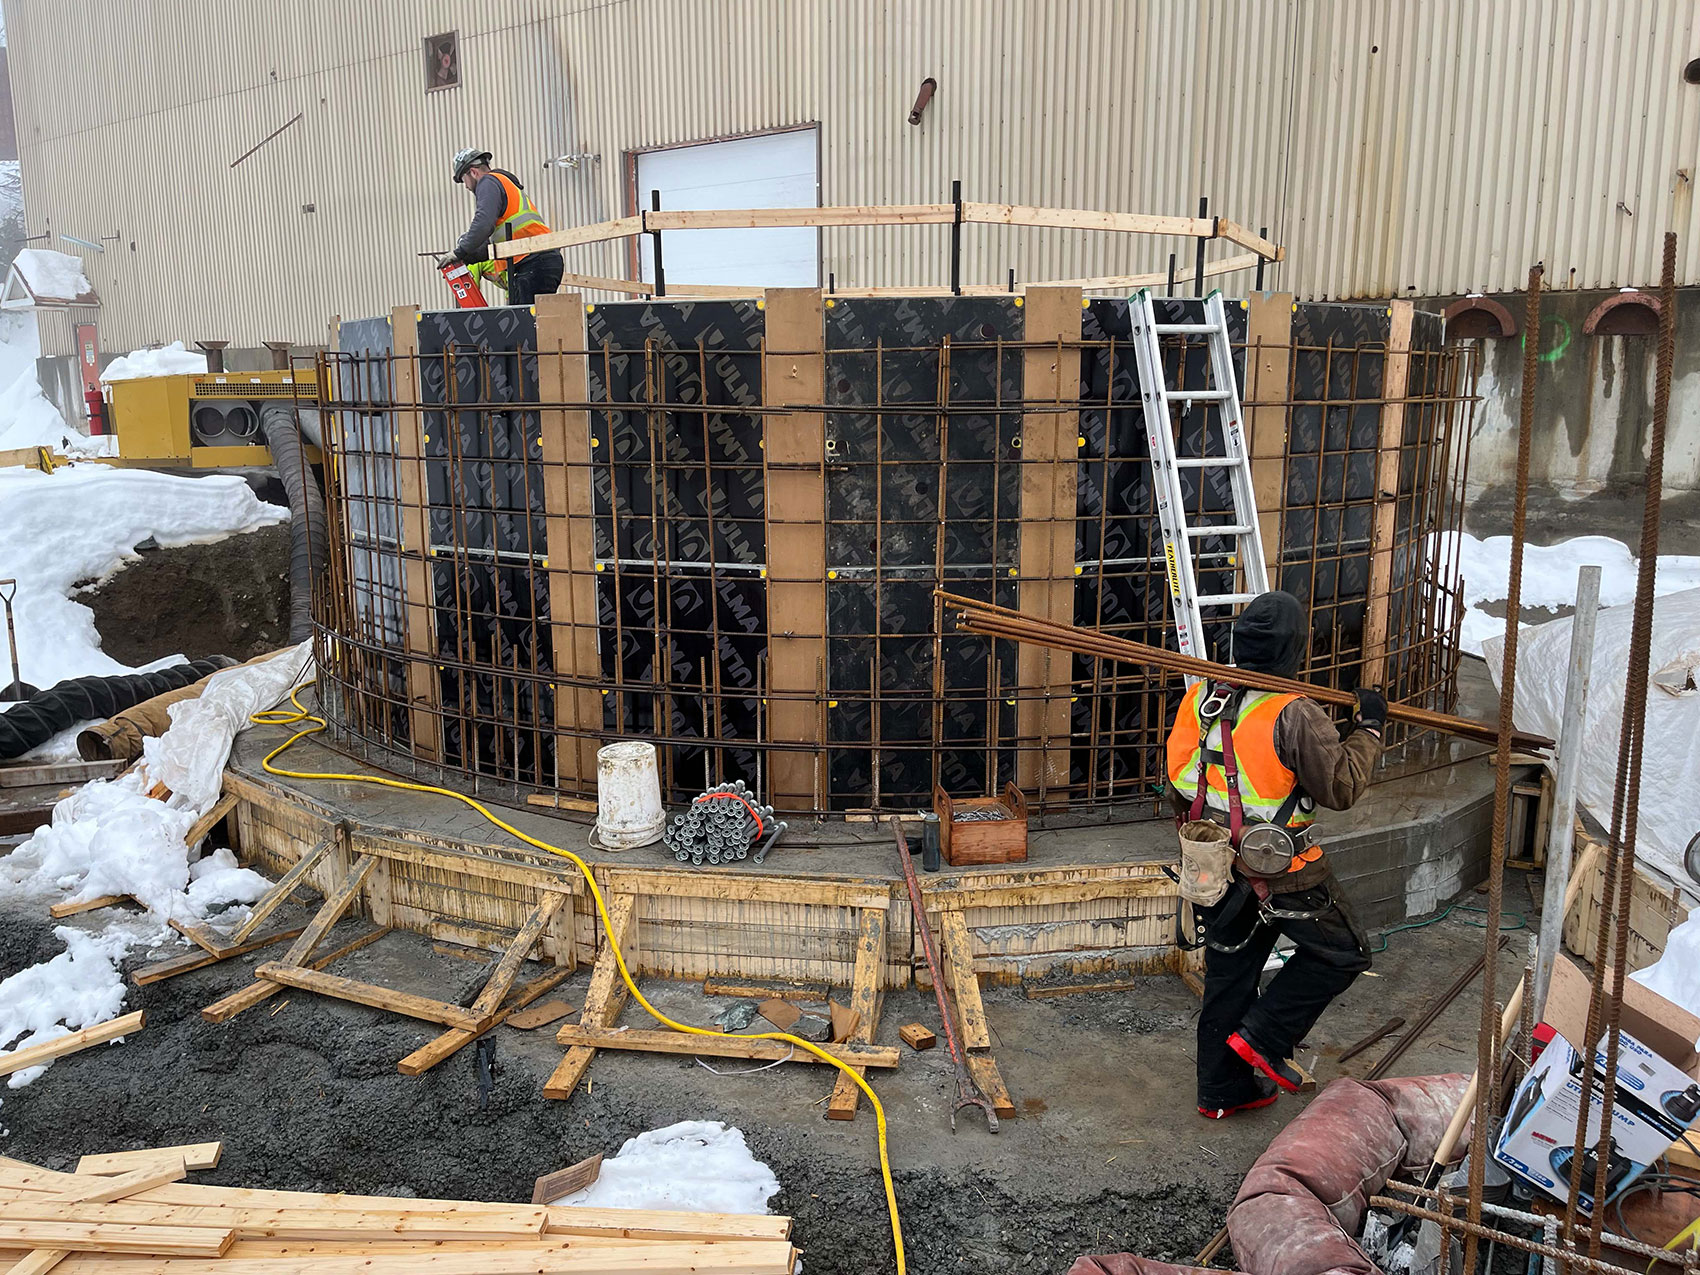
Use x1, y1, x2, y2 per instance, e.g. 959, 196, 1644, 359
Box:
1130, 288, 1270, 659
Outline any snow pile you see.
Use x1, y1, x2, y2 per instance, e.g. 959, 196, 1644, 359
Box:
99, 341, 207, 383
0, 464, 287, 690
551, 1122, 781, 1215
0, 645, 311, 1085
1483, 589, 1700, 888
11, 248, 93, 302
1433, 531, 1700, 656
0, 310, 108, 457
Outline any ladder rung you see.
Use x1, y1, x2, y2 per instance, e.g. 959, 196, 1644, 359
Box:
1162, 388, 1232, 401
1153, 322, 1219, 334
1174, 457, 1232, 468
1197, 592, 1261, 607
1187, 524, 1252, 538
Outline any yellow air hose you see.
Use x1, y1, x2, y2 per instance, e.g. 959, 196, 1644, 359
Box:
252, 687, 907, 1272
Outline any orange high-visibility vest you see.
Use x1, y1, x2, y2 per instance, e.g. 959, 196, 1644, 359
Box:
1166, 683, 1321, 873
471, 171, 552, 290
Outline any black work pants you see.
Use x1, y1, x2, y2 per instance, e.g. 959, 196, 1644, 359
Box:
1194, 878, 1371, 1107
507, 250, 565, 306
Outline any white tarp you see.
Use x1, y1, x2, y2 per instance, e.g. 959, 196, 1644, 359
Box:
1484, 588, 1700, 890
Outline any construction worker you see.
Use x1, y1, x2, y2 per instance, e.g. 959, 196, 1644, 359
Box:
438, 148, 564, 305
1166, 590, 1383, 1120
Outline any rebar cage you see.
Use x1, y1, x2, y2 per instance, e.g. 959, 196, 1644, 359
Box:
309, 290, 1477, 817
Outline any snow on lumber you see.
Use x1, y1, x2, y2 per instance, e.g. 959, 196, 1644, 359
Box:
10, 248, 94, 303
549, 1122, 781, 1217
98, 341, 207, 382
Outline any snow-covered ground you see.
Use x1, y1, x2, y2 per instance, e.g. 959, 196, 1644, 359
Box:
0, 464, 287, 690
0, 461, 296, 1088
1435, 530, 1700, 657
550, 1121, 781, 1215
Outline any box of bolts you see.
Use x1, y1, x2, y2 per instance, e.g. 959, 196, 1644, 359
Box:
1494, 954, 1700, 1213
932, 782, 1028, 866
662, 781, 787, 867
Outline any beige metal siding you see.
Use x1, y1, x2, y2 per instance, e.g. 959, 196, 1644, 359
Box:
4, 0, 1698, 350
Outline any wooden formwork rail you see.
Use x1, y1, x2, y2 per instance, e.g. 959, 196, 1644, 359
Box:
494, 200, 1284, 265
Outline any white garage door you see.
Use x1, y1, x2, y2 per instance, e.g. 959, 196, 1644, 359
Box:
634, 128, 819, 288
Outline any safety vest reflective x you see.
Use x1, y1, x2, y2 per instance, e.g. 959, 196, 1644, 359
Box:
469, 172, 552, 291
1166, 682, 1321, 872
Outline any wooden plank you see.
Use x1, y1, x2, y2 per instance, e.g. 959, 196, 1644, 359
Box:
1043, 253, 1263, 293
824, 906, 887, 1120
1015, 285, 1083, 799
78, 1144, 221, 1175
536, 293, 602, 792
397, 965, 573, 1076
939, 909, 1015, 1116
594, 867, 886, 911
490, 214, 645, 257
465, 893, 564, 1021
530, 1155, 602, 1205
252, 964, 484, 1029
0, 1222, 232, 1257
922, 873, 1174, 912
1244, 292, 1294, 579
132, 927, 303, 986
524, 793, 598, 814
358, 837, 580, 894
200, 926, 389, 1025
0, 1012, 144, 1079
391, 305, 440, 762
702, 978, 829, 1004
4, 1250, 67, 1275
505, 998, 575, 1031
47, 895, 127, 920
0, 1201, 546, 1242
962, 202, 1211, 237
554, 1025, 901, 1068
275, 853, 376, 967
761, 288, 828, 812
227, 837, 329, 944
48, 1162, 187, 1203
44, 1240, 796, 1275
543, 894, 636, 1101
0, 759, 124, 788
1362, 299, 1415, 687
646, 204, 953, 232
184, 793, 239, 850
166, 918, 225, 957
1214, 219, 1285, 261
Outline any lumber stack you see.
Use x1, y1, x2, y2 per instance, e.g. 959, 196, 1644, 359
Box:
0, 1144, 797, 1275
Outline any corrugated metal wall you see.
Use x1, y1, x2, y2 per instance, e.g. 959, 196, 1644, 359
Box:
7, 0, 1699, 349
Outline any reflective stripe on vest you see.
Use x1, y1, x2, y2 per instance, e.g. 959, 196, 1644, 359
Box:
1166, 683, 1316, 829
481, 171, 552, 284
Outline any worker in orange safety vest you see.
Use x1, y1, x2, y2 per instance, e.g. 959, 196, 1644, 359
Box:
437, 148, 564, 305
1165, 590, 1385, 1119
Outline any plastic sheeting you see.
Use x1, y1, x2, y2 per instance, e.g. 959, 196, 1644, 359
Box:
1483, 588, 1700, 891
142, 642, 313, 812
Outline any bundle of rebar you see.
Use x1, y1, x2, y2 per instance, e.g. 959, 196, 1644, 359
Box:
934, 590, 1554, 752
663, 781, 786, 866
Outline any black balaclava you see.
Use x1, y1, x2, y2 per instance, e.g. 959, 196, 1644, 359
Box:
1230, 591, 1308, 677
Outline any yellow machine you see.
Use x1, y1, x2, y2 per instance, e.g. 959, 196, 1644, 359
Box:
103, 369, 321, 468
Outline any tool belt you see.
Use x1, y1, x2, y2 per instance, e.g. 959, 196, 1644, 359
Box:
1173, 875, 1342, 953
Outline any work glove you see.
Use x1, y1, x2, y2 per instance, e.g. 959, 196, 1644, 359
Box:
436, 253, 461, 271
1353, 686, 1388, 736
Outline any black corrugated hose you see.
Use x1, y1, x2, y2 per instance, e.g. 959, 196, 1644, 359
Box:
0, 657, 234, 760
257, 402, 328, 643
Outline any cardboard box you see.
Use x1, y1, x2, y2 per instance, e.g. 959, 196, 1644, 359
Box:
1493, 955, 1700, 1213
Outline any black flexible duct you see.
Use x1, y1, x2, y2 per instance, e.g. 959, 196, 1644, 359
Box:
0, 657, 235, 760
258, 402, 329, 643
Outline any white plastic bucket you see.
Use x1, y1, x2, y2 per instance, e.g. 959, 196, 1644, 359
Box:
595, 741, 666, 850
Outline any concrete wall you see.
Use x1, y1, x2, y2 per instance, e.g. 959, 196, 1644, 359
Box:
1445, 286, 1700, 499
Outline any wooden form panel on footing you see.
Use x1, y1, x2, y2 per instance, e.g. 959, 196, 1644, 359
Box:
761, 289, 828, 812
1362, 299, 1414, 688
1243, 293, 1293, 582
536, 293, 602, 791
1015, 287, 1083, 801
390, 305, 440, 762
